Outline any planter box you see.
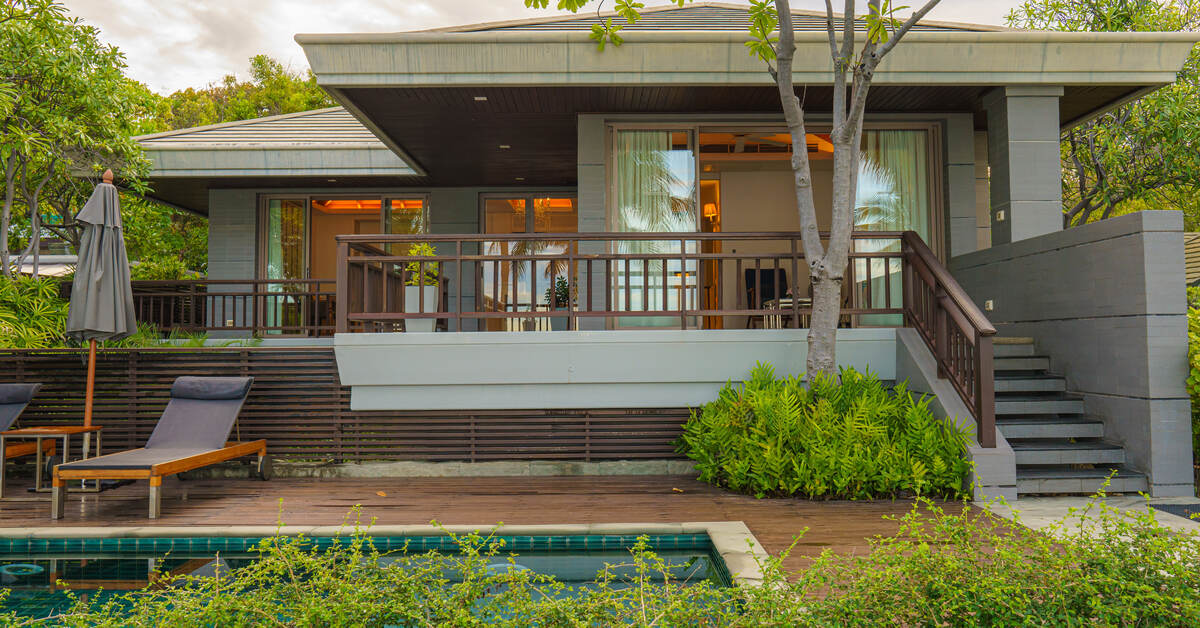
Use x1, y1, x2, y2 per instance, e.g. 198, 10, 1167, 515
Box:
404, 285, 439, 332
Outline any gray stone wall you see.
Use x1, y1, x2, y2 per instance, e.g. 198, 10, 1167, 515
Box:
982, 86, 1065, 245
951, 211, 1192, 496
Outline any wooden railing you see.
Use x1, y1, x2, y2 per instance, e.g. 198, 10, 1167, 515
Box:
334, 231, 909, 333
901, 232, 997, 448
91, 279, 336, 336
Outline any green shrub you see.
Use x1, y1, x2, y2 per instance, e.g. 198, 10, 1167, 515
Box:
677, 364, 971, 499
10, 496, 1200, 627
0, 275, 69, 348
1188, 286, 1200, 468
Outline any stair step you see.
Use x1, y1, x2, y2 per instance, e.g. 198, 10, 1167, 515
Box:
996, 396, 1084, 415
995, 356, 1050, 371
994, 343, 1036, 357
1016, 466, 1148, 495
994, 375, 1066, 393
997, 416, 1103, 439
994, 337, 1035, 345
1011, 440, 1125, 465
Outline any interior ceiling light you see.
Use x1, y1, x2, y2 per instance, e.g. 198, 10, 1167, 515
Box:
515, 177, 525, 181
474, 95, 488, 101
499, 144, 511, 149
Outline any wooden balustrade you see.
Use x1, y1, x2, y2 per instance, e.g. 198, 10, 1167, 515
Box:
334, 231, 909, 333
901, 232, 997, 448
68, 279, 338, 336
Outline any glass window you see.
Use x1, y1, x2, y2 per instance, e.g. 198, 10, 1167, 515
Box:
481, 196, 578, 331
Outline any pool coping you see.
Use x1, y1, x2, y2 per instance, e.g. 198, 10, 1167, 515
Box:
0, 521, 768, 587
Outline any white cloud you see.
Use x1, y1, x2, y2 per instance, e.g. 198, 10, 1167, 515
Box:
64, 0, 1026, 93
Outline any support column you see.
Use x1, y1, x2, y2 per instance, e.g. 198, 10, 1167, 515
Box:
982, 86, 1064, 245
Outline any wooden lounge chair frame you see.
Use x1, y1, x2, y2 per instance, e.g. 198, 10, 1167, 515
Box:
50, 376, 268, 519
52, 440, 267, 519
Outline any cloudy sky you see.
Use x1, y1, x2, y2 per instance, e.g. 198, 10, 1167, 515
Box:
65, 0, 1027, 94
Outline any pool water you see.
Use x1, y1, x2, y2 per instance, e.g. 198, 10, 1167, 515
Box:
0, 534, 731, 619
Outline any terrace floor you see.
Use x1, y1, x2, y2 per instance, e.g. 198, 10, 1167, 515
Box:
0, 475, 943, 574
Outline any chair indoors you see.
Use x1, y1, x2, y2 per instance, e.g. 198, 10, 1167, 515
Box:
51, 376, 269, 520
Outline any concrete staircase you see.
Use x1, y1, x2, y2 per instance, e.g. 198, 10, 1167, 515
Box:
993, 337, 1148, 495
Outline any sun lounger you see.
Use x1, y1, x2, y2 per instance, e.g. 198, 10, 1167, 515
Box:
51, 376, 268, 519
0, 383, 55, 465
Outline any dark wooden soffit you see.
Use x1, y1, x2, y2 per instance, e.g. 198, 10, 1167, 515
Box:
336, 84, 1139, 187
145, 176, 431, 217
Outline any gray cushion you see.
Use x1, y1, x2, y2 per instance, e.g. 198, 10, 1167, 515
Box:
0, 383, 40, 405
170, 376, 253, 401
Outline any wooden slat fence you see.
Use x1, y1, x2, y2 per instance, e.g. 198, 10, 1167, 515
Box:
0, 348, 686, 462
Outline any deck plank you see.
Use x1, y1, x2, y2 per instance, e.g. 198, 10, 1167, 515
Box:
0, 475, 942, 575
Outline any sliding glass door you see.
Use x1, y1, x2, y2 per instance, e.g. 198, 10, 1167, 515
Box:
480, 194, 578, 331
610, 128, 699, 328
259, 195, 428, 334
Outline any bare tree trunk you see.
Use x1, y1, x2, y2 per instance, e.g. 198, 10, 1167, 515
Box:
0, 156, 16, 279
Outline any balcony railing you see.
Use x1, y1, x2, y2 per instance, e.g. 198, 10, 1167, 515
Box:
334, 231, 911, 334
111, 279, 336, 336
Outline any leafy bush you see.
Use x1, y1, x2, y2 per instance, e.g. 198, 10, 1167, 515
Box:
10, 496, 1200, 627
677, 364, 970, 499
0, 275, 69, 347
404, 242, 440, 286
1188, 286, 1200, 467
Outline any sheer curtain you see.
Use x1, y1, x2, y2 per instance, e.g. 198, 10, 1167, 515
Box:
855, 129, 931, 325
611, 130, 697, 327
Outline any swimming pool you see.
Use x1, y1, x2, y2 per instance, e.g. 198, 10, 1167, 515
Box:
0, 532, 735, 619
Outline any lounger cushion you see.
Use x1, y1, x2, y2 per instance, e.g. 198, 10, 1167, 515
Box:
0, 383, 41, 431
170, 376, 252, 401
56, 447, 213, 470
0, 383, 40, 406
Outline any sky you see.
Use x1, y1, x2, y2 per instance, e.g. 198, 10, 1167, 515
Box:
65, 0, 1027, 94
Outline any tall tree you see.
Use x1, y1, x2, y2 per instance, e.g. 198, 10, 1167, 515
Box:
0, 0, 151, 277
152, 55, 335, 132
527, 0, 940, 379
1008, 0, 1200, 228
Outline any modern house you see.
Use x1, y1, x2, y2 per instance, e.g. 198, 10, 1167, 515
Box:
131, 3, 1198, 500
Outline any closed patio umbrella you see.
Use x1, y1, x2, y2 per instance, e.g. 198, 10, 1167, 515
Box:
65, 170, 136, 444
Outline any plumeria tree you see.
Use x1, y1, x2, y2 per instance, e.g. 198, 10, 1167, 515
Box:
0, 0, 151, 277
526, 0, 940, 379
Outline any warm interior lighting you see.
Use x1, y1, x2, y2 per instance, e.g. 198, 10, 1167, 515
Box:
312, 199, 383, 214
474, 95, 488, 101
703, 202, 719, 219
499, 144, 511, 149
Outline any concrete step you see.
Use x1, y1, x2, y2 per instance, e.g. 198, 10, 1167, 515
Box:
994, 343, 1036, 358
994, 336, 1035, 345
1016, 466, 1148, 495
995, 395, 1084, 415
997, 416, 1104, 440
1011, 439, 1125, 466
995, 356, 1050, 372
994, 375, 1067, 393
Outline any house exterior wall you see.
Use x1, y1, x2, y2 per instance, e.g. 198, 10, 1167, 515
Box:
335, 328, 897, 411
983, 86, 1065, 245
951, 211, 1192, 496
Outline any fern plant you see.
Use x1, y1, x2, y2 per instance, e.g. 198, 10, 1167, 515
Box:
677, 363, 971, 500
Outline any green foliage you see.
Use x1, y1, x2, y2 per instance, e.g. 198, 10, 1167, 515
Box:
1008, 0, 1200, 228
122, 200, 206, 280
10, 496, 1200, 626
404, 242, 440, 287
149, 55, 336, 132
1188, 287, 1200, 466
0, 274, 66, 347
544, 276, 571, 308
677, 363, 971, 499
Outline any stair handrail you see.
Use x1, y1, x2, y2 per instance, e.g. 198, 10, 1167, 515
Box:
901, 231, 998, 448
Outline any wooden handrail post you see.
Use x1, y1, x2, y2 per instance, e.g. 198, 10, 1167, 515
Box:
934, 286, 948, 379
976, 333, 997, 448
335, 242, 349, 334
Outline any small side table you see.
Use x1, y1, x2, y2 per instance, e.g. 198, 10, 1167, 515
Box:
0, 426, 103, 498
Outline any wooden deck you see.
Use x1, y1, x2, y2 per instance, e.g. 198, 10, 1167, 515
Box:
0, 474, 939, 574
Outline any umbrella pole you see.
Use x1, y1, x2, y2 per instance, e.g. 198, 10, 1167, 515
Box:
82, 339, 96, 485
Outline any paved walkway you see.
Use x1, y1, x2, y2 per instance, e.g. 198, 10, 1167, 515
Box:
981, 495, 1200, 536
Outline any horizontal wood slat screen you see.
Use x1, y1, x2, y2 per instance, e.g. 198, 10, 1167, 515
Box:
0, 348, 687, 462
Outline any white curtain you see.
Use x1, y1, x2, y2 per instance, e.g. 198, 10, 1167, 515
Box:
611, 130, 697, 327
855, 130, 931, 325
